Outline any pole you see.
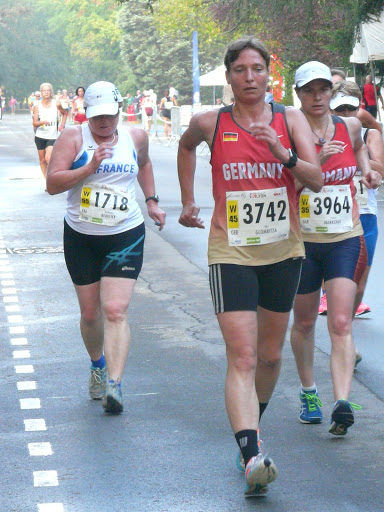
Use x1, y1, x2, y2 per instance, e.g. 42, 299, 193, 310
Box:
192, 31, 201, 112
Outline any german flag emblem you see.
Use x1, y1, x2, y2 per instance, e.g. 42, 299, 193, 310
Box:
223, 132, 238, 142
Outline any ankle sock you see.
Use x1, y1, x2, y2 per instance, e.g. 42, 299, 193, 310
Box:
91, 354, 106, 369
235, 429, 260, 466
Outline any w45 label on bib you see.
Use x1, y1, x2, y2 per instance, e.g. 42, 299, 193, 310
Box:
226, 187, 290, 246
299, 184, 353, 233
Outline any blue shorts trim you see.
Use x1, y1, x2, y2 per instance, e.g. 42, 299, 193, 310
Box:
360, 214, 378, 266
297, 236, 367, 294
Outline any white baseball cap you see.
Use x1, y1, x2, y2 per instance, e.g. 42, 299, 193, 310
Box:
295, 61, 332, 88
330, 92, 360, 110
83, 81, 123, 118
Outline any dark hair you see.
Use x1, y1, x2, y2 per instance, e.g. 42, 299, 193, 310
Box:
330, 69, 346, 79
76, 86, 85, 96
224, 36, 270, 72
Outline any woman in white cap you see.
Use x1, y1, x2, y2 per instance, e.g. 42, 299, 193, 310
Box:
46, 81, 166, 414
330, 80, 384, 348
290, 62, 381, 435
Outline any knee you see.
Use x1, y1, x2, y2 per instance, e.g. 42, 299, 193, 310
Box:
328, 315, 351, 338
293, 316, 316, 337
257, 350, 282, 370
227, 345, 257, 374
103, 301, 127, 324
80, 306, 101, 326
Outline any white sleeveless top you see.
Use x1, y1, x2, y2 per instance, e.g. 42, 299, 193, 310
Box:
65, 124, 144, 235
35, 101, 59, 140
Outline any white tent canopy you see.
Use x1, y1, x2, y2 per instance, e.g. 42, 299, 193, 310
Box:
200, 65, 227, 86
350, 11, 384, 63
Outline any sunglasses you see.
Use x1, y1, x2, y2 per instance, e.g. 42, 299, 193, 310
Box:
333, 104, 359, 113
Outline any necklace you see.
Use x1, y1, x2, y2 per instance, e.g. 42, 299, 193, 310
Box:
311, 116, 329, 145
108, 132, 116, 144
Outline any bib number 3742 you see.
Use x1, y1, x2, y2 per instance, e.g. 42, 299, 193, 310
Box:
226, 187, 290, 246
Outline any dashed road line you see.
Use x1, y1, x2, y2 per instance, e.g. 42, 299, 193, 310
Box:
1, 231, 63, 511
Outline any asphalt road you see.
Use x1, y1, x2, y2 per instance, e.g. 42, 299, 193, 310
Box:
1, 113, 383, 512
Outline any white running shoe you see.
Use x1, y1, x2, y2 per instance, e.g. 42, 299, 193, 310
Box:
244, 454, 278, 497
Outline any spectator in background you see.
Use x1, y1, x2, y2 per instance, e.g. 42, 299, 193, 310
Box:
265, 85, 273, 103
363, 74, 384, 119
159, 89, 177, 138
9, 96, 17, 114
141, 90, 155, 134
72, 86, 87, 125
330, 69, 346, 83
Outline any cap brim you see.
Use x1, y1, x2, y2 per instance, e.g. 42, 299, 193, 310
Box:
296, 75, 333, 88
330, 94, 360, 110
85, 103, 119, 118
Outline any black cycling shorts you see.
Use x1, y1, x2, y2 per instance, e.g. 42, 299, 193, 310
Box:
209, 258, 303, 314
34, 136, 56, 151
297, 235, 367, 295
63, 220, 145, 286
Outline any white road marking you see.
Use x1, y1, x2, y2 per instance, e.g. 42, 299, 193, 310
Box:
8, 314, 24, 323
28, 443, 53, 456
20, 398, 41, 409
33, 471, 59, 487
3, 296, 18, 302
17, 381, 36, 391
38, 503, 64, 512
15, 364, 34, 373
13, 349, 30, 359
24, 419, 47, 431
2, 287, 17, 294
10, 326, 25, 334
2, 279, 15, 285
11, 337, 28, 345
5, 304, 20, 312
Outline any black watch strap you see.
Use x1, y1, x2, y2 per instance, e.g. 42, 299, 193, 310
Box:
282, 148, 298, 169
145, 195, 159, 203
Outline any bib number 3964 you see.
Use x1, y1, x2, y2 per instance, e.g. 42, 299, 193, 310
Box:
299, 185, 353, 233
226, 187, 290, 246
79, 182, 129, 226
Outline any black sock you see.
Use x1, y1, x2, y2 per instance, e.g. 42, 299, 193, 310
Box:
235, 429, 259, 466
259, 402, 268, 420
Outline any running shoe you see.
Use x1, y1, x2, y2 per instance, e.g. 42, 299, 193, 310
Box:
355, 351, 362, 368
89, 365, 107, 400
244, 454, 278, 497
299, 390, 323, 424
355, 302, 371, 316
329, 399, 362, 436
318, 294, 327, 315
102, 379, 123, 413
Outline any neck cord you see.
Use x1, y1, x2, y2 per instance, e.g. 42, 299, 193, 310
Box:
311, 116, 329, 145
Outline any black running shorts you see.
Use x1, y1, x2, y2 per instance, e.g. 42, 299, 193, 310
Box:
209, 258, 303, 314
34, 136, 56, 151
63, 220, 145, 286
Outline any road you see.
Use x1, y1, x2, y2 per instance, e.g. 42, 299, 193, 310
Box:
1, 113, 383, 512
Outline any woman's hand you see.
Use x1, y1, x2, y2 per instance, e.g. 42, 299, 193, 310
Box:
178, 203, 205, 229
361, 169, 382, 189
318, 140, 346, 165
147, 202, 166, 230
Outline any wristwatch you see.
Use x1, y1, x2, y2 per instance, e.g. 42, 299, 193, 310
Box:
282, 148, 298, 169
145, 195, 159, 203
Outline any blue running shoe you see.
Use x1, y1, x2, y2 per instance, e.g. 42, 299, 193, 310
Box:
89, 365, 107, 400
244, 454, 278, 497
329, 399, 361, 436
299, 391, 323, 424
102, 379, 123, 414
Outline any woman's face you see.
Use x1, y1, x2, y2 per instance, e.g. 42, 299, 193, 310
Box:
41, 86, 52, 99
331, 102, 359, 119
88, 113, 119, 138
226, 48, 269, 104
77, 88, 85, 98
296, 79, 332, 116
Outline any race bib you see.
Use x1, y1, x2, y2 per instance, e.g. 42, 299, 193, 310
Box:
226, 188, 290, 246
79, 182, 129, 226
299, 185, 353, 233
353, 176, 369, 209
